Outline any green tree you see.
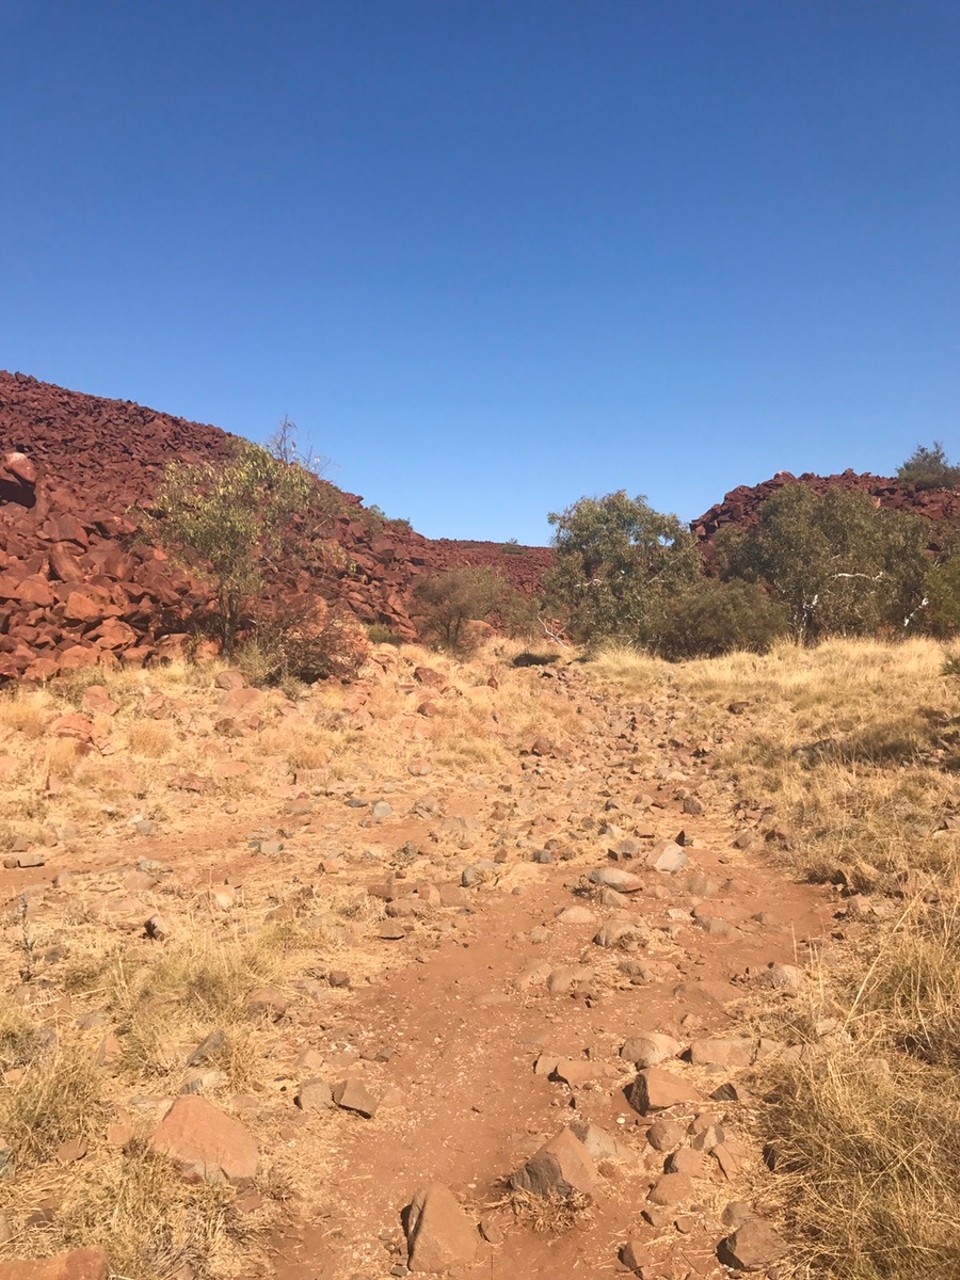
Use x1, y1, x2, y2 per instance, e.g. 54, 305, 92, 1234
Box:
545, 491, 701, 645
152, 438, 313, 653
717, 485, 929, 642
897, 442, 960, 491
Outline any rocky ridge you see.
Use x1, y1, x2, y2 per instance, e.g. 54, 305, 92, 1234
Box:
693, 468, 960, 567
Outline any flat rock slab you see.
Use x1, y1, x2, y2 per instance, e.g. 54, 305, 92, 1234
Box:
149, 1095, 258, 1183
332, 1078, 379, 1117
405, 1182, 478, 1273
0, 1248, 110, 1279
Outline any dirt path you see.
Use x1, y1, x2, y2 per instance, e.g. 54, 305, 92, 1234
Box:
248, 672, 829, 1280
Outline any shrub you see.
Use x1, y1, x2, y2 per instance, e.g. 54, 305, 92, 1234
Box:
654, 579, 790, 660
237, 597, 370, 685
924, 556, 960, 637
412, 567, 536, 654
897, 441, 960, 490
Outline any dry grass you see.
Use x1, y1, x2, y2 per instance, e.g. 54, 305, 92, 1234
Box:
588, 635, 960, 1279
505, 1185, 594, 1233
0, 1048, 110, 1166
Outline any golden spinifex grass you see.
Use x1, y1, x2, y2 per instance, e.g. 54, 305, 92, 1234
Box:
589, 636, 960, 1278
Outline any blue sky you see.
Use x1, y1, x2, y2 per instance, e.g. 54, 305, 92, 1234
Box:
2, 2, 957, 543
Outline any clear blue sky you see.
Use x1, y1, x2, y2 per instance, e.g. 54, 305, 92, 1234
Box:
2, 2, 957, 544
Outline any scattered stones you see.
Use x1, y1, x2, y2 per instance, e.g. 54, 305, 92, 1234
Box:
688, 1037, 755, 1069
589, 867, 643, 893
620, 1032, 681, 1068
556, 905, 596, 925
647, 1171, 694, 1206
646, 1118, 684, 1152
645, 840, 688, 873
404, 1183, 477, 1273
296, 1078, 334, 1112
665, 1147, 704, 1177
619, 1238, 651, 1273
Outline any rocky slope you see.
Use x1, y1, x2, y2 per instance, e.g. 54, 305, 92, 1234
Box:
693, 468, 960, 567
0, 372, 551, 681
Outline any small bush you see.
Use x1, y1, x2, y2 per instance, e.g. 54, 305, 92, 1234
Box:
237, 599, 369, 685
897, 441, 960, 490
654, 579, 791, 661
413, 567, 537, 655
367, 624, 404, 646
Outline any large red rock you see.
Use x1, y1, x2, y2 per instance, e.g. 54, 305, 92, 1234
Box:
0, 1248, 109, 1279
510, 1126, 597, 1199
148, 1095, 258, 1183
404, 1183, 478, 1273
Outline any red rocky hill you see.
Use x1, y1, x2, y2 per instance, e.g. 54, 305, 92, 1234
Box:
0, 372, 552, 681
693, 468, 960, 568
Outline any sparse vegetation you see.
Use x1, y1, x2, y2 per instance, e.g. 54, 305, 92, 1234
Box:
717, 485, 930, 643
655, 577, 790, 660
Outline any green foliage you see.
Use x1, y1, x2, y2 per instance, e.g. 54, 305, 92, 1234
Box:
413, 567, 536, 654
153, 438, 312, 653
656, 579, 791, 661
502, 538, 526, 555
717, 485, 929, 643
925, 557, 960, 637
545, 491, 700, 644
897, 441, 960, 491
